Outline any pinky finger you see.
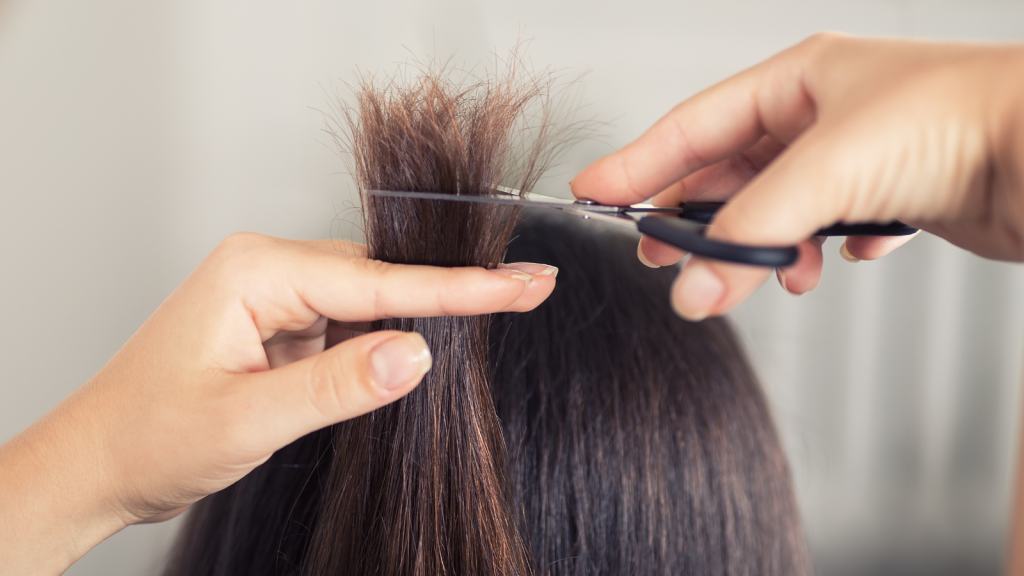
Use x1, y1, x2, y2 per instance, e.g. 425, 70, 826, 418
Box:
777, 236, 825, 295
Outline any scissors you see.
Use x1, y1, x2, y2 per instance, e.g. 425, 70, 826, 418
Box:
367, 188, 918, 267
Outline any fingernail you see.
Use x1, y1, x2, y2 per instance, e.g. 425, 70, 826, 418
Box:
671, 262, 725, 321
370, 333, 432, 391
490, 268, 535, 283
637, 242, 660, 268
839, 241, 860, 263
500, 262, 558, 277
776, 268, 801, 296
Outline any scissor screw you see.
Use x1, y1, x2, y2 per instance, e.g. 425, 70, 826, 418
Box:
574, 198, 599, 205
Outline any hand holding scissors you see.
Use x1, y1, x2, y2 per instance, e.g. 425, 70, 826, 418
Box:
571, 34, 1024, 320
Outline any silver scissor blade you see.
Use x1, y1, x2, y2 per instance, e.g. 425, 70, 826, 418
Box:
561, 207, 642, 230
366, 189, 683, 218
366, 189, 629, 213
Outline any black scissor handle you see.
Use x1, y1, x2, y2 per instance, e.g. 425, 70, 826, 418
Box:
680, 202, 919, 237
817, 222, 919, 236
637, 203, 920, 268
637, 216, 798, 267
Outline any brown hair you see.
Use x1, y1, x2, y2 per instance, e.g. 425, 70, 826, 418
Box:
164, 51, 809, 576
303, 55, 576, 576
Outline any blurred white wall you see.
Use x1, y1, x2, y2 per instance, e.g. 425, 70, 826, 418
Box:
0, 0, 1022, 574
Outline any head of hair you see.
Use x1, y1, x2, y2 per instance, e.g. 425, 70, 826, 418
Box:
163, 51, 809, 576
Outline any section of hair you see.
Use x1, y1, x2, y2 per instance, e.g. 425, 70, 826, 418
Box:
492, 209, 810, 575
303, 55, 579, 576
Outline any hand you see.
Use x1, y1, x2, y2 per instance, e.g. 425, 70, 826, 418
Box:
572, 33, 1024, 319
0, 232, 556, 575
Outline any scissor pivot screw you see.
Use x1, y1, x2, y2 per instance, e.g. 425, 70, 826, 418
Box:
574, 198, 599, 205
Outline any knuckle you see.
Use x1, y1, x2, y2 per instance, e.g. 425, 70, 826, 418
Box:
803, 31, 844, 49
210, 232, 271, 266
306, 349, 374, 423
217, 231, 270, 255
350, 257, 395, 318
306, 354, 342, 422
205, 232, 280, 282
354, 255, 392, 276
796, 31, 847, 65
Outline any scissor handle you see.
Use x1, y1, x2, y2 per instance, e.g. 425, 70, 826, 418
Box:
637, 203, 921, 267
680, 202, 919, 237
636, 216, 798, 267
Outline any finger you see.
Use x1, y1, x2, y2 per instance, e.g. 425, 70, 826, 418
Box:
671, 237, 824, 318
651, 135, 787, 207
671, 257, 769, 321
669, 139, 832, 319
495, 262, 558, 312
219, 234, 559, 338
314, 263, 551, 349
841, 233, 920, 262
293, 258, 557, 323
777, 237, 825, 295
639, 137, 786, 269
271, 242, 555, 313
571, 43, 816, 206
638, 235, 686, 268
236, 330, 432, 450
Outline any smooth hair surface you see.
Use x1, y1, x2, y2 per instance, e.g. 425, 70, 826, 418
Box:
493, 210, 809, 575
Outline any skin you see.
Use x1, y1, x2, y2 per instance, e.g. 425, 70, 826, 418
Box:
572, 33, 1024, 320
0, 232, 557, 575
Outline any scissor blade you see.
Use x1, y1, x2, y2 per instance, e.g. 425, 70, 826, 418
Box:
562, 207, 643, 231
366, 189, 577, 210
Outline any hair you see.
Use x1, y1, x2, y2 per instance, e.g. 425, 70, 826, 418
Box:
164, 52, 809, 576
492, 210, 808, 575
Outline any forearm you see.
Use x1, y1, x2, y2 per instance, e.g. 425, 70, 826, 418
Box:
0, 389, 129, 575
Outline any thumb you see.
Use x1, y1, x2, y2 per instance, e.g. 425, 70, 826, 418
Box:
234, 330, 432, 452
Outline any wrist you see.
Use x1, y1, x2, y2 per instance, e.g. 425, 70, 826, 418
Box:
0, 387, 132, 574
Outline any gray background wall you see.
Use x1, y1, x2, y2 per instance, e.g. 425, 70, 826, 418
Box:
1, 0, 1022, 574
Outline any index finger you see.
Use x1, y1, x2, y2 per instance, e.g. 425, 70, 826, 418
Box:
305, 257, 556, 321
222, 236, 557, 340
570, 39, 819, 206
